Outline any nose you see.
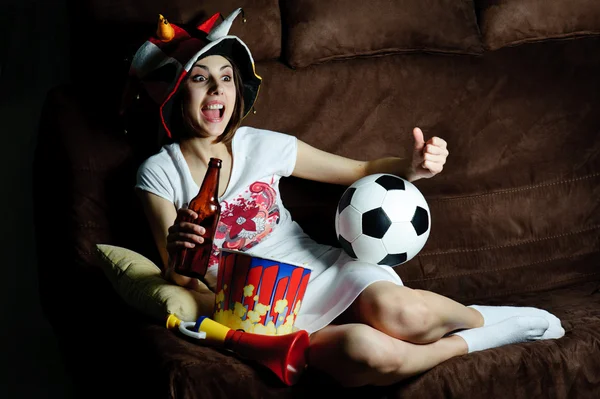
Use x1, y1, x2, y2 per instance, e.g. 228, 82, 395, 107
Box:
209, 80, 225, 95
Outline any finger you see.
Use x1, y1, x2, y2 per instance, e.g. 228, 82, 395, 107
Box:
186, 209, 199, 219
186, 224, 206, 235
177, 208, 198, 220
427, 136, 447, 149
167, 241, 195, 252
423, 160, 444, 174
167, 235, 204, 251
424, 144, 447, 155
169, 223, 205, 236
412, 127, 425, 152
167, 232, 205, 244
423, 153, 447, 165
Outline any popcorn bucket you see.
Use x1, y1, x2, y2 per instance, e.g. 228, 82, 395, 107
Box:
213, 249, 312, 335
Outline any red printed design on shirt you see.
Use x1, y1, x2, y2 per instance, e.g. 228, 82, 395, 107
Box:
207, 178, 280, 271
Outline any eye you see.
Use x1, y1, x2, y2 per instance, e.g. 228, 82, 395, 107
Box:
191, 75, 207, 82
221, 75, 232, 82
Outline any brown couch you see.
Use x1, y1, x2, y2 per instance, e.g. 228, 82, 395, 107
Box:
34, 0, 600, 398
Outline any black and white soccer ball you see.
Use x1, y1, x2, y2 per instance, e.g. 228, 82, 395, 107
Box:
334, 173, 431, 267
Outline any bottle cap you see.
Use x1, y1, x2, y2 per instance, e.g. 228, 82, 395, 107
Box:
209, 158, 222, 168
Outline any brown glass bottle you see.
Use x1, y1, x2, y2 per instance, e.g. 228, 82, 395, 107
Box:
172, 157, 222, 281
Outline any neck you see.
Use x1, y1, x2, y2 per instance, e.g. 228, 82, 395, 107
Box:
180, 136, 228, 166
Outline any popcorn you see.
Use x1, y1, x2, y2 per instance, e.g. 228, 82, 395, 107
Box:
274, 299, 288, 314
247, 309, 261, 323
234, 302, 247, 318
254, 321, 277, 335
216, 289, 225, 304
254, 302, 270, 317
243, 284, 255, 297
277, 314, 295, 335
240, 318, 254, 332
293, 300, 302, 316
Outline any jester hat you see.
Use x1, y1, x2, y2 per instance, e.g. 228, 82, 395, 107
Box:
126, 8, 261, 138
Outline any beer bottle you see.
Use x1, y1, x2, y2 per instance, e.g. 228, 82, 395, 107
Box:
172, 157, 222, 281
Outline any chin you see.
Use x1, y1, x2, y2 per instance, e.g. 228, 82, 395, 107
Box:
203, 124, 228, 137
189, 120, 226, 138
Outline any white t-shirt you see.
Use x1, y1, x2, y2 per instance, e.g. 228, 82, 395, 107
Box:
136, 126, 331, 289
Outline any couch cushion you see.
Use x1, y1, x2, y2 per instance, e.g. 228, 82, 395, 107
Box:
281, 0, 484, 68
476, 0, 600, 50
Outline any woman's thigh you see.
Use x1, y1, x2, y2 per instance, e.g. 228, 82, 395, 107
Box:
334, 281, 434, 339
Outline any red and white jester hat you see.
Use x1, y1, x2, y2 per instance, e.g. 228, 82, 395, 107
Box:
126, 8, 262, 138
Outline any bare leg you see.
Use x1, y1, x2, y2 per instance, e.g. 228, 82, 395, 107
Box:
345, 281, 484, 343
308, 317, 549, 387
308, 323, 468, 387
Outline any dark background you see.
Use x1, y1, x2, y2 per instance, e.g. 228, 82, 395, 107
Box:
2, 0, 75, 397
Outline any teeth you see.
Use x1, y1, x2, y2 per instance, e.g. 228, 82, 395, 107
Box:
204, 104, 224, 110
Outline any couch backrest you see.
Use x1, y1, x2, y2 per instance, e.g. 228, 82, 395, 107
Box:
264, 38, 600, 302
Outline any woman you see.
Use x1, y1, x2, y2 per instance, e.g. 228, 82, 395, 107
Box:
132, 10, 564, 387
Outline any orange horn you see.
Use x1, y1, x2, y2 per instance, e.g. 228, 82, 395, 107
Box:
225, 327, 310, 386
167, 315, 310, 386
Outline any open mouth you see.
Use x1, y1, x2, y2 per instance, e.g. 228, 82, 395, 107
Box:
201, 103, 225, 122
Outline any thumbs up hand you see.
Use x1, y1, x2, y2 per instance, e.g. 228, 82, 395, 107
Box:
408, 127, 449, 181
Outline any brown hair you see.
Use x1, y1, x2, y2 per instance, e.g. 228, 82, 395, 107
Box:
169, 56, 245, 146
216, 57, 245, 146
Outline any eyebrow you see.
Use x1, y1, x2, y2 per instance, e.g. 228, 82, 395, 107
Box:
191, 64, 233, 72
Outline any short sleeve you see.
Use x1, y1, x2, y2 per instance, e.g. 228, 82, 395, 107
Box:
135, 157, 176, 203
278, 133, 298, 177
237, 127, 298, 178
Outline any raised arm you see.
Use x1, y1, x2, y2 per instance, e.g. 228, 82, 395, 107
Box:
292, 127, 448, 185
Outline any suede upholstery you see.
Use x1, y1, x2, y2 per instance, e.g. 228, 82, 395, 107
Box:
281, 0, 484, 68
476, 0, 600, 50
34, 1, 600, 398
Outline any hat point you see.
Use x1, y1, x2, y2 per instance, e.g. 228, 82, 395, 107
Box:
197, 12, 222, 34
207, 8, 244, 41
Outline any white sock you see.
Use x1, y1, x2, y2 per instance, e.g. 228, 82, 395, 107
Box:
452, 316, 549, 353
469, 304, 565, 339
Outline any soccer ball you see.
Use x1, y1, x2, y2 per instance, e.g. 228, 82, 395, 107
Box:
334, 173, 431, 266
